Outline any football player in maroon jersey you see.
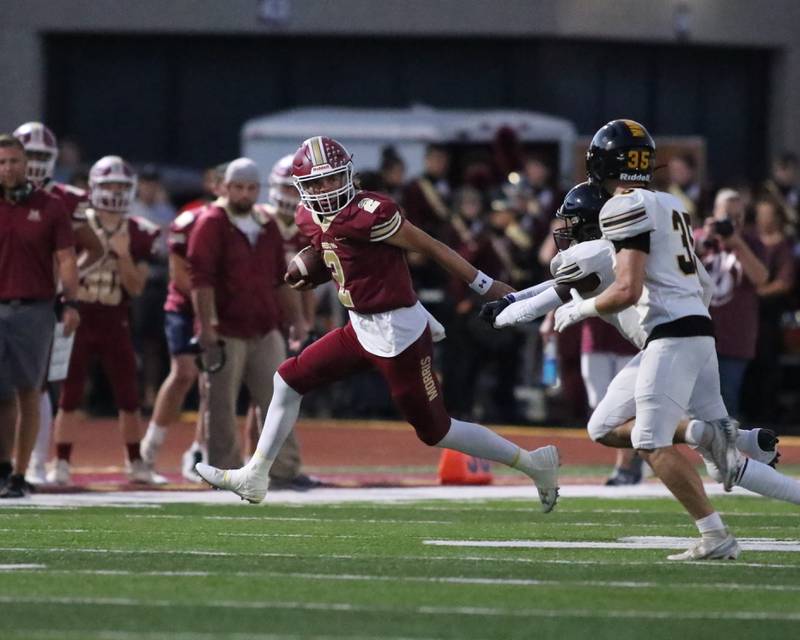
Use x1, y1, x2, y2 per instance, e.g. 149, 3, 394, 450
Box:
197, 137, 561, 512
49, 156, 165, 485
13, 122, 105, 485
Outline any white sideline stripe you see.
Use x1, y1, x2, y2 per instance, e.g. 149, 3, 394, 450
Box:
2, 595, 799, 622
3, 547, 800, 570
6, 568, 800, 592
0, 564, 46, 570
126, 515, 453, 525
425, 537, 800, 552
0, 482, 769, 507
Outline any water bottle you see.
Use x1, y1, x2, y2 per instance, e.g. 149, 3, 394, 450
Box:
542, 334, 559, 387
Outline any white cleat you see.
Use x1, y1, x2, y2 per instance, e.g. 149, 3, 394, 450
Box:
707, 417, 740, 492
139, 435, 160, 468
195, 462, 268, 504
46, 459, 71, 486
25, 458, 48, 486
527, 445, 560, 513
667, 532, 740, 561
127, 459, 168, 485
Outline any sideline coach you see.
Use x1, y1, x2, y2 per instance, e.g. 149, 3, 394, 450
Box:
0, 134, 80, 498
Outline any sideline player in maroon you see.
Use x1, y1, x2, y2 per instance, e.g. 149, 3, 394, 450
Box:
49, 156, 164, 485
13, 121, 104, 485
139, 167, 226, 481
197, 137, 561, 511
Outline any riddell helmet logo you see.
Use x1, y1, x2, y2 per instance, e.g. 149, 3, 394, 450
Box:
310, 164, 332, 173
619, 172, 650, 182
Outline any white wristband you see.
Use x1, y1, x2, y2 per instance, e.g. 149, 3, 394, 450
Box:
469, 270, 494, 295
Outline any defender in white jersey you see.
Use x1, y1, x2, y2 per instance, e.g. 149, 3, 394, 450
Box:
482, 183, 798, 509
554, 120, 740, 561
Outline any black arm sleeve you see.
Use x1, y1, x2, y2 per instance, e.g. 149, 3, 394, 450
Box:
612, 232, 651, 254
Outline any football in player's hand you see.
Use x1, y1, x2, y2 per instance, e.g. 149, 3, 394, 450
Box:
285, 246, 331, 289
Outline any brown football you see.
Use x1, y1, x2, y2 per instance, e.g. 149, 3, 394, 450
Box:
285, 246, 331, 288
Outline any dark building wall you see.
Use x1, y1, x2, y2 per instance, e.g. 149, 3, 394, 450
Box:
45, 34, 771, 184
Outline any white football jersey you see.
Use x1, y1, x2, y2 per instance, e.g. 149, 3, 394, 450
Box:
599, 188, 709, 335
550, 238, 616, 294
550, 239, 647, 349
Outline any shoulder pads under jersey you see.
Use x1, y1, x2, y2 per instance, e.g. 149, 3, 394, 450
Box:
599, 189, 655, 241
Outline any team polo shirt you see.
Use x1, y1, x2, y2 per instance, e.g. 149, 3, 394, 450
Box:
188, 202, 286, 339
0, 189, 73, 300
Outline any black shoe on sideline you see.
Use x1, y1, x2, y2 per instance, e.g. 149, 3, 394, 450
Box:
0, 474, 32, 499
269, 474, 325, 492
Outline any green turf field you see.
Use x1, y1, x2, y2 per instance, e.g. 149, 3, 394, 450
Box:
1, 496, 799, 640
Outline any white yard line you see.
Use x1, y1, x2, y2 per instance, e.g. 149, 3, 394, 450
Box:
425, 536, 800, 552
1, 595, 798, 622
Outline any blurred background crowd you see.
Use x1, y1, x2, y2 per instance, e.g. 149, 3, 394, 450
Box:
4, 0, 800, 436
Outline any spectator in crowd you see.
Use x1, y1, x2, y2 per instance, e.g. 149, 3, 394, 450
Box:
694, 189, 768, 416
538, 215, 587, 424
401, 144, 457, 332
379, 146, 406, 202
518, 155, 559, 221
50, 156, 164, 485
0, 134, 80, 498
52, 137, 83, 184
667, 153, 709, 227
178, 164, 226, 214
130, 165, 176, 408
402, 143, 452, 233
189, 158, 314, 489
741, 197, 797, 422
762, 152, 799, 232
442, 189, 521, 422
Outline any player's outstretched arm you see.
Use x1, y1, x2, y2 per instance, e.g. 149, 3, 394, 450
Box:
385, 219, 512, 300
593, 248, 646, 314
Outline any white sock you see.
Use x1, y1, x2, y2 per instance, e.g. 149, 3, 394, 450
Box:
683, 419, 711, 447
695, 512, 725, 536
734, 429, 760, 458
736, 458, 800, 505
31, 391, 53, 465
246, 373, 302, 475
686, 421, 755, 454
435, 418, 521, 468
144, 421, 168, 445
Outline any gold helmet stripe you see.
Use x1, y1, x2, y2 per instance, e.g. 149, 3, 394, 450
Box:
310, 136, 326, 165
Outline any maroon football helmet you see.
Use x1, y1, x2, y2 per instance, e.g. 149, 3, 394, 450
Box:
13, 122, 58, 185
291, 136, 355, 215
89, 155, 137, 213
268, 153, 300, 218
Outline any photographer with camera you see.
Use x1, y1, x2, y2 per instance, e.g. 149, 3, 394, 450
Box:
694, 189, 768, 416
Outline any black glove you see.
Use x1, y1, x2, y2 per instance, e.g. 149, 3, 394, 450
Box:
478, 296, 512, 326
